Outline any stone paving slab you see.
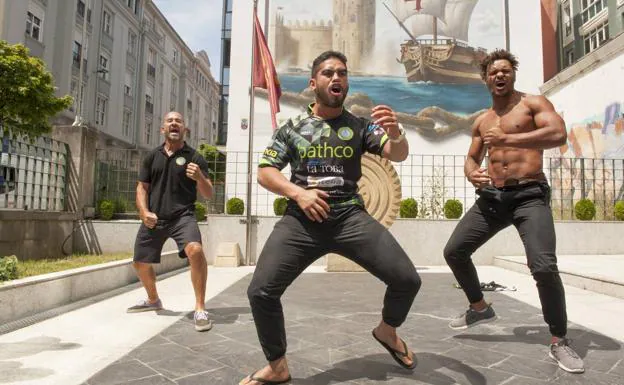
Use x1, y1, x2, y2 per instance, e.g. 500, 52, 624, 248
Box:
84, 273, 624, 385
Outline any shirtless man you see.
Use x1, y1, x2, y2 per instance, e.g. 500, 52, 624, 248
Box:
443, 49, 584, 374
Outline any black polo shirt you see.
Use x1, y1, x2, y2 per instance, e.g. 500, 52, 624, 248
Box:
138, 142, 210, 220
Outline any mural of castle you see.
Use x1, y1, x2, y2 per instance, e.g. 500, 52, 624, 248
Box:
269, 0, 376, 73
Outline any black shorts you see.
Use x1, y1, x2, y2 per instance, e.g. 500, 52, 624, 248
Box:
133, 214, 202, 263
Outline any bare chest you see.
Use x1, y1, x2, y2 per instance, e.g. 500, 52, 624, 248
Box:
479, 105, 535, 136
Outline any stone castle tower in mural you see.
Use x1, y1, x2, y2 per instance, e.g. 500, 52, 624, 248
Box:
269, 0, 376, 73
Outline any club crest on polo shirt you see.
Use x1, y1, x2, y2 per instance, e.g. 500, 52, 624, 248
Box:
175, 156, 187, 166
337, 126, 354, 141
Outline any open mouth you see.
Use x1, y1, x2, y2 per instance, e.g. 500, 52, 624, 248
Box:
169, 127, 180, 135
329, 83, 343, 97
495, 80, 506, 90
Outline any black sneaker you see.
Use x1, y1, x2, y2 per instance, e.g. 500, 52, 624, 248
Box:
549, 338, 584, 373
449, 304, 497, 330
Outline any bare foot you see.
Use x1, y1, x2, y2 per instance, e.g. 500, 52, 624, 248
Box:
239, 359, 291, 385
373, 323, 415, 368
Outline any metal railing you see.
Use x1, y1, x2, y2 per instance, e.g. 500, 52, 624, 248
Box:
94, 150, 624, 220
0, 135, 69, 211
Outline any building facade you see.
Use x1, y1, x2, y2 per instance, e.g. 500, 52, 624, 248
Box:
218, 0, 232, 146
0, 0, 220, 150
541, 0, 624, 159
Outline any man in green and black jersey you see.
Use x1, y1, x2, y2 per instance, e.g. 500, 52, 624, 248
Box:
240, 51, 422, 385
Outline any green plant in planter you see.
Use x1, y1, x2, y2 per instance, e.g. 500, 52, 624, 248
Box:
273, 197, 288, 216
226, 197, 245, 215
99, 200, 115, 220
444, 199, 463, 219
400, 198, 418, 218
0, 255, 18, 281
574, 199, 596, 220
614, 201, 624, 221
195, 202, 207, 221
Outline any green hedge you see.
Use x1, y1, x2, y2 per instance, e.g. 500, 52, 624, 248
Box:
227, 197, 245, 215
273, 197, 288, 216
195, 202, 207, 221
444, 199, 463, 219
614, 201, 624, 221
99, 200, 115, 220
0, 255, 18, 282
400, 198, 418, 218
574, 199, 596, 221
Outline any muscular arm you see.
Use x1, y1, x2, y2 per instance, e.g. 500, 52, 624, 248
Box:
257, 167, 305, 200
136, 182, 150, 215
465, 117, 486, 177
196, 173, 213, 199
503, 96, 567, 149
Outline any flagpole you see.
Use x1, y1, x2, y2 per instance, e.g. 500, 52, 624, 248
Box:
245, 0, 259, 266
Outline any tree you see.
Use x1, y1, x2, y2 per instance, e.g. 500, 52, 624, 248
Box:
198, 144, 226, 183
0, 40, 72, 140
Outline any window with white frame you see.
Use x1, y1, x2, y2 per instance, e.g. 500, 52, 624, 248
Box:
102, 10, 112, 35
562, 1, 572, 37
145, 120, 153, 144
583, 21, 609, 54
124, 72, 133, 96
173, 48, 178, 64
565, 48, 574, 67
122, 110, 131, 137
581, 0, 607, 24
25, 11, 43, 41
72, 41, 82, 67
96, 96, 107, 125
127, 30, 137, 55
99, 53, 110, 81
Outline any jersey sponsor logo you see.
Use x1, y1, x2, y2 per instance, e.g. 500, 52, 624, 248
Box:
337, 126, 354, 141
307, 176, 344, 188
297, 143, 354, 159
307, 164, 345, 174
263, 148, 278, 158
175, 156, 187, 166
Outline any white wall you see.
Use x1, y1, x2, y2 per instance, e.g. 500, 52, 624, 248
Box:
507, 0, 545, 94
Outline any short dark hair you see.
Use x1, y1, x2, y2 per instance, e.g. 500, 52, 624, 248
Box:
311, 50, 347, 78
479, 49, 519, 80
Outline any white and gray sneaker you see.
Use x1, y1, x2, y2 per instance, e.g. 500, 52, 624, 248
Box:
449, 304, 498, 330
126, 299, 163, 313
194, 310, 213, 332
549, 338, 584, 373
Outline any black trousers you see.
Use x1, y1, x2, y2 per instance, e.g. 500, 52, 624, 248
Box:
247, 204, 422, 361
444, 181, 568, 337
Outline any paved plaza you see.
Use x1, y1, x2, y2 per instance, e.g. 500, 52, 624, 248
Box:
81, 271, 623, 385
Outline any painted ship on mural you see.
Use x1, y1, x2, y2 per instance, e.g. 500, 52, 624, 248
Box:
385, 0, 487, 84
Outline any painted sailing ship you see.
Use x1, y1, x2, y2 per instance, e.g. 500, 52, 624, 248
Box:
384, 0, 487, 84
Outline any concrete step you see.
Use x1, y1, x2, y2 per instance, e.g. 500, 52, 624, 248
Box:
493, 254, 624, 300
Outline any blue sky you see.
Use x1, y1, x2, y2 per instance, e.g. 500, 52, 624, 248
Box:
153, 0, 224, 81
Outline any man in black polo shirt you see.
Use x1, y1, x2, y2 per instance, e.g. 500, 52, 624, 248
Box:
127, 111, 214, 332
239, 51, 422, 385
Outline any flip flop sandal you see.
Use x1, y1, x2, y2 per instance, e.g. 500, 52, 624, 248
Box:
372, 330, 417, 370
244, 371, 292, 384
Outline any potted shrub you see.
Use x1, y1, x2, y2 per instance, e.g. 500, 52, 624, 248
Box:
444, 199, 463, 219
226, 197, 245, 215
273, 197, 288, 216
614, 201, 624, 221
574, 199, 596, 221
99, 200, 115, 220
195, 202, 207, 221
400, 198, 418, 218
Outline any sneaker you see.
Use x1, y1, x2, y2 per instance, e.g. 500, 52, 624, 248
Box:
194, 310, 213, 332
127, 299, 163, 313
549, 338, 584, 373
449, 304, 497, 330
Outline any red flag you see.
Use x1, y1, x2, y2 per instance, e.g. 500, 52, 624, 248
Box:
252, 11, 281, 130
405, 0, 422, 11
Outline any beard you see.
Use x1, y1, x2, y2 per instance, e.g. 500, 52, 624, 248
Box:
315, 86, 348, 108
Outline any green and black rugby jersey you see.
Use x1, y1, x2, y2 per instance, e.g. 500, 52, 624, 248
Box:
259, 104, 390, 207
